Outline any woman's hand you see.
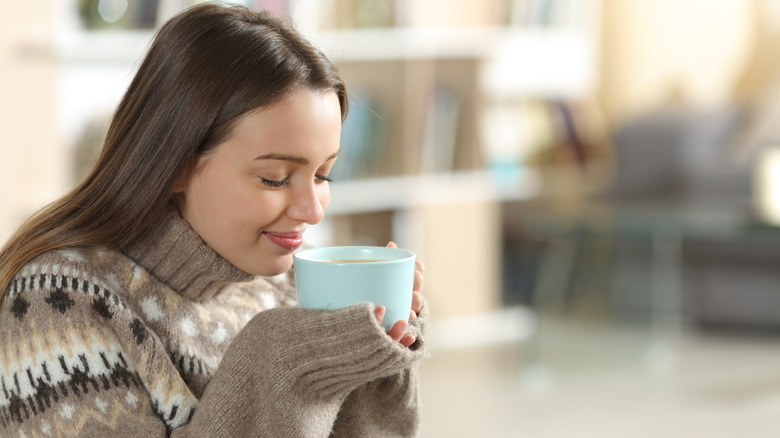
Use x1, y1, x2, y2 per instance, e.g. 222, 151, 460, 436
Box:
375, 242, 425, 348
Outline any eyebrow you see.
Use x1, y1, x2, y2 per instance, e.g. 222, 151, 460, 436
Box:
254, 151, 340, 165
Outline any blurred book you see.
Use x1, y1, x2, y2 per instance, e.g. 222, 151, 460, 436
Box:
403, 0, 509, 28
509, 0, 534, 27
550, 0, 587, 28
527, 0, 556, 27
481, 100, 555, 171
333, 0, 396, 29
551, 100, 587, 166
419, 85, 461, 173
252, 0, 291, 16
520, 99, 591, 167
155, 1, 289, 26
511, 0, 587, 28
330, 89, 386, 181
79, 0, 160, 29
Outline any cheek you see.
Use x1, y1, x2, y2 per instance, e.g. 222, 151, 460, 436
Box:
319, 186, 331, 210
193, 168, 254, 227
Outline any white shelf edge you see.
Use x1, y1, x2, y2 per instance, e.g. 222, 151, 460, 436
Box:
327, 169, 541, 215
54, 29, 154, 65
310, 26, 594, 62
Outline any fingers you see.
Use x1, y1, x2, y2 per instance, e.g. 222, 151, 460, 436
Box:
412, 260, 423, 319
386, 241, 398, 249
378, 308, 417, 348
388, 319, 407, 342
411, 290, 422, 317
389, 319, 415, 348
374, 306, 386, 325
413, 269, 423, 293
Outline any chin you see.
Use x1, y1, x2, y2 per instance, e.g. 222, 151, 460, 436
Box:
251, 255, 294, 277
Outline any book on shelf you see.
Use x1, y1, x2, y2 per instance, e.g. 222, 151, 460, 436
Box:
419, 84, 462, 173
402, 0, 509, 28
331, 0, 396, 29
315, 0, 513, 30
155, 1, 291, 27
480, 98, 595, 172
549, 100, 587, 167
79, 0, 159, 29
514, 99, 592, 168
510, 0, 589, 28
250, 0, 291, 16
480, 101, 553, 178
330, 88, 386, 181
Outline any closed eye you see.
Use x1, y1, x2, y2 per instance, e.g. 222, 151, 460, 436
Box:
260, 177, 289, 188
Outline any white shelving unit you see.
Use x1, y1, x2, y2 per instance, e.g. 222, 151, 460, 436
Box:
328, 169, 542, 215
51, 0, 601, 318
310, 26, 598, 99
305, 2, 600, 317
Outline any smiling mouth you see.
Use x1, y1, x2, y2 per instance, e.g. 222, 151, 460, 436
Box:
263, 231, 304, 251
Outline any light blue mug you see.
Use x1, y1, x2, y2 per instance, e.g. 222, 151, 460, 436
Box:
293, 246, 416, 331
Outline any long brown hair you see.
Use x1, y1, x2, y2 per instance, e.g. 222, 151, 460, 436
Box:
0, 3, 348, 299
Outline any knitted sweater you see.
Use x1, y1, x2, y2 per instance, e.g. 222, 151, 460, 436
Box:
0, 207, 428, 437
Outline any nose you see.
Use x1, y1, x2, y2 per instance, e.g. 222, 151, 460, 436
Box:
287, 180, 327, 225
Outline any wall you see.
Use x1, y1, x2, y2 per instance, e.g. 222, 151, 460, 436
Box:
600, 0, 754, 124
0, 1, 67, 245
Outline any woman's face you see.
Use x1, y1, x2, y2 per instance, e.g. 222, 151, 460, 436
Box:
176, 88, 342, 276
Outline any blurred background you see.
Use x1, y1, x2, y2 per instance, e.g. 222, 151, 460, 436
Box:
4, 0, 780, 436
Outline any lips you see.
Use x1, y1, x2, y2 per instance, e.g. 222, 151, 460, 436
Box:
263, 231, 304, 251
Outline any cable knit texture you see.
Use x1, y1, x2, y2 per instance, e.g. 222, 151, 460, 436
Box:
0, 206, 427, 437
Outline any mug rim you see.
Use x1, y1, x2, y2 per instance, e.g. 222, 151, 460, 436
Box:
293, 245, 416, 265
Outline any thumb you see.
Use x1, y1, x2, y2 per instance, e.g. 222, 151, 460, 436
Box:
374, 306, 386, 325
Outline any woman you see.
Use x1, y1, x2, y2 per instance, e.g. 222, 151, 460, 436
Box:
0, 4, 427, 437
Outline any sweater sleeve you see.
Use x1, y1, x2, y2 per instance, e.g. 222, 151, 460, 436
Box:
0, 270, 180, 438
1, 255, 426, 438
172, 303, 427, 438
329, 302, 429, 437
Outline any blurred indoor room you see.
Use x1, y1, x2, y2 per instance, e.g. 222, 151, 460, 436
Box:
3, 0, 780, 436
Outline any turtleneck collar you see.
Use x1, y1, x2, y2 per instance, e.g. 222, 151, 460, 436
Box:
121, 204, 255, 301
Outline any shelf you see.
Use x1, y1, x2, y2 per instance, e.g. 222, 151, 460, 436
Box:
309, 26, 597, 100
54, 28, 153, 64
311, 26, 510, 61
327, 169, 542, 215
314, 25, 592, 55
43, 0, 600, 321
55, 25, 593, 66
480, 28, 598, 99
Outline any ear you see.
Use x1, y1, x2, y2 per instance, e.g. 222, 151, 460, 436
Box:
171, 163, 192, 194
171, 174, 186, 193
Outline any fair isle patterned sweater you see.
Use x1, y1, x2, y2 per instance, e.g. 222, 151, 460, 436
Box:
0, 207, 427, 437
